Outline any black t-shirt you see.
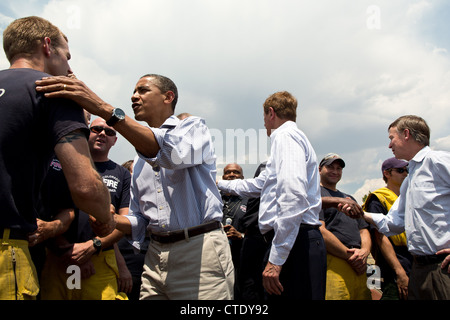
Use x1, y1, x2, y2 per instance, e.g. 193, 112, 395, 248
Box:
39, 158, 74, 221
0, 68, 88, 234
320, 186, 369, 248
365, 195, 412, 280
76, 160, 131, 244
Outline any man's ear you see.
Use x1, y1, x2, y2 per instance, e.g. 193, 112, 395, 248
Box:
382, 169, 390, 180
42, 37, 52, 57
403, 128, 411, 141
269, 107, 276, 120
164, 91, 175, 104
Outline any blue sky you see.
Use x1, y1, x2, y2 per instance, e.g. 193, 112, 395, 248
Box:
1, 0, 450, 202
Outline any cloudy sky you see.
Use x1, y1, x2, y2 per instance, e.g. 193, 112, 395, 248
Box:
1, 0, 450, 203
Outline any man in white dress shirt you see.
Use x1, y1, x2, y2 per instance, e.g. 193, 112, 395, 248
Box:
218, 91, 327, 299
354, 115, 450, 300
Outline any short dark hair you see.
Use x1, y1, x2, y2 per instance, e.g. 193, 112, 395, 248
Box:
140, 74, 178, 111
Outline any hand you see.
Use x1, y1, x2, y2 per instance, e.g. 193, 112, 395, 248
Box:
337, 197, 363, 218
36, 76, 109, 118
347, 248, 368, 275
117, 265, 133, 294
79, 260, 96, 280
262, 261, 283, 295
28, 218, 54, 247
224, 225, 243, 240
89, 208, 116, 237
395, 270, 409, 300
436, 248, 450, 273
63, 241, 95, 266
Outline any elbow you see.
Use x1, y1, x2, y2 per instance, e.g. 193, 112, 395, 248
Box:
69, 176, 109, 207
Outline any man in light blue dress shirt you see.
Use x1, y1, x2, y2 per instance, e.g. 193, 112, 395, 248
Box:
355, 115, 450, 300
35, 73, 234, 300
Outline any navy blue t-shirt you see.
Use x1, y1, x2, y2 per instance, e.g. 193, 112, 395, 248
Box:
76, 160, 131, 245
0, 68, 88, 234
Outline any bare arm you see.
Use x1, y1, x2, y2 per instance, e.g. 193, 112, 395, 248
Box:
322, 196, 364, 216
319, 221, 349, 260
28, 208, 75, 246
374, 230, 409, 299
36, 77, 160, 158
54, 130, 114, 233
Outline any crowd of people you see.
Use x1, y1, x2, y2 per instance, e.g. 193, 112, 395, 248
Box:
1, 16, 449, 301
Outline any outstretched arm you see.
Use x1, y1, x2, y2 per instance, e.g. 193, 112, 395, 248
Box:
36, 76, 160, 158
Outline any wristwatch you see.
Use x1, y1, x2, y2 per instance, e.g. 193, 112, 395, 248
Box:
92, 238, 102, 255
106, 108, 125, 126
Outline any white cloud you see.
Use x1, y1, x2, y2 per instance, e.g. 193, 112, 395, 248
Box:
2, 0, 450, 193
352, 178, 385, 205
433, 135, 450, 151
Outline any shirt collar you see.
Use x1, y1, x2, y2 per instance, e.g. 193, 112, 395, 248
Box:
270, 120, 296, 139
159, 115, 180, 129
410, 146, 430, 164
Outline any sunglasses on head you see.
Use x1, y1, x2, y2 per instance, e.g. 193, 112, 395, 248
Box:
90, 125, 116, 137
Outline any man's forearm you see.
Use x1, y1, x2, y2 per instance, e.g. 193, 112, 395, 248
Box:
362, 212, 375, 225
114, 214, 132, 235
108, 112, 161, 159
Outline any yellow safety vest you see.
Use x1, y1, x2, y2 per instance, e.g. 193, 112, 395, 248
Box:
363, 187, 407, 247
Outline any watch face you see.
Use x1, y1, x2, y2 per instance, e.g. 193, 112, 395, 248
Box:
115, 108, 125, 119
93, 238, 101, 247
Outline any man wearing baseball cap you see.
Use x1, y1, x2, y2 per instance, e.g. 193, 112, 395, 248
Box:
363, 157, 412, 300
319, 153, 372, 300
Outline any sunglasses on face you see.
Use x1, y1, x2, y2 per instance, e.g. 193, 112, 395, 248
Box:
390, 168, 408, 174
90, 125, 116, 137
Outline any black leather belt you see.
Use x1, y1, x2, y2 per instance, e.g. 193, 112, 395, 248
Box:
263, 224, 320, 243
413, 254, 446, 265
150, 221, 222, 244
0, 228, 29, 241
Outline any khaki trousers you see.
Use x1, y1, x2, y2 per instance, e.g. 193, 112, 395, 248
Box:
140, 228, 234, 300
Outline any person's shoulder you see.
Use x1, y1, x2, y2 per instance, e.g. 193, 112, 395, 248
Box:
428, 149, 450, 162
335, 188, 353, 200
2, 68, 49, 81
178, 115, 205, 126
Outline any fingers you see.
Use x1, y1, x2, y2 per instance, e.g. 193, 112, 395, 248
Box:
262, 262, 283, 295
436, 249, 450, 272
118, 277, 133, 294
35, 76, 78, 97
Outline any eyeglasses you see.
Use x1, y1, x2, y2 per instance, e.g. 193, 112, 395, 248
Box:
90, 125, 116, 137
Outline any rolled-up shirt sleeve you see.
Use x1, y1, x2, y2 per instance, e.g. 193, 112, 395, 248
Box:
143, 116, 215, 170
125, 212, 148, 252
124, 157, 150, 253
